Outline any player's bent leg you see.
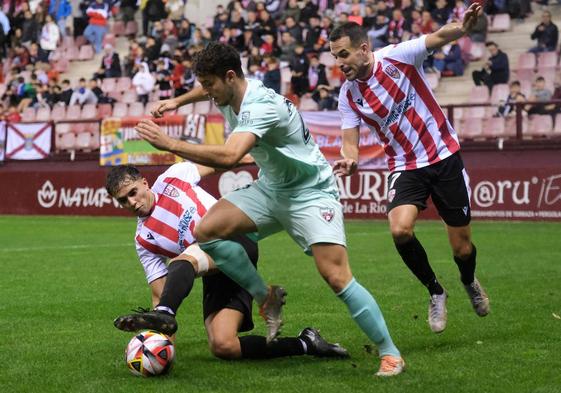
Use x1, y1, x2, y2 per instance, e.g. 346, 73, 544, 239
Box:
390, 205, 447, 332
311, 243, 404, 376
205, 309, 244, 360
194, 199, 257, 242
447, 225, 490, 317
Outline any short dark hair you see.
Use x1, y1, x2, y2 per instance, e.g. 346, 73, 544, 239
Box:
329, 22, 368, 47
485, 41, 497, 47
105, 165, 142, 196
536, 76, 545, 82
193, 42, 244, 79
510, 80, 521, 87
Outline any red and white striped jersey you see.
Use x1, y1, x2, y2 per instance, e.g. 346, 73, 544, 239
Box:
338, 36, 461, 172
135, 162, 216, 283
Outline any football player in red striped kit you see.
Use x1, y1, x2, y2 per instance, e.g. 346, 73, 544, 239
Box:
330, 2, 489, 334
106, 162, 349, 360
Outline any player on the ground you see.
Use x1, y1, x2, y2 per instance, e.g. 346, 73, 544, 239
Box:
329, 3, 489, 334
107, 163, 349, 360
136, 42, 404, 376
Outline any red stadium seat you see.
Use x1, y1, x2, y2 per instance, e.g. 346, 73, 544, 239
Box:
122, 91, 138, 104
489, 14, 511, 32
75, 35, 88, 47
469, 42, 485, 61
35, 107, 51, 122
116, 77, 132, 91
97, 103, 113, 118
125, 21, 138, 36
78, 45, 95, 61
527, 115, 553, 137
505, 115, 527, 138
459, 117, 483, 139
54, 58, 69, 73
101, 77, 117, 93
516, 53, 536, 70
66, 105, 81, 120
108, 90, 122, 102
112, 20, 126, 36
537, 51, 558, 69
468, 86, 489, 103
128, 102, 145, 117
81, 104, 98, 119
490, 83, 509, 105
55, 122, 73, 135
112, 102, 128, 118
145, 101, 159, 115
50, 105, 66, 122
102, 33, 116, 48
554, 114, 561, 134
65, 46, 79, 61
75, 131, 93, 150
482, 116, 505, 138
57, 131, 76, 151
21, 107, 36, 122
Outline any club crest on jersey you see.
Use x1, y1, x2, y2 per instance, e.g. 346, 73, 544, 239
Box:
239, 111, 252, 126
384, 64, 400, 79
320, 207, 335, 222
163, 184, 180, 198
355, 98, 364, 106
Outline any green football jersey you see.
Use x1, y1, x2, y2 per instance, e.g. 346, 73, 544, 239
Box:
217, 79, 337, 194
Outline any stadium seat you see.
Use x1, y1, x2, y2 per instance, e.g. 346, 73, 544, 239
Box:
75, 131, 93, 151
128, 102, 145, 117
482, 116, 505, 138
81, 104, 98, 119
102, 33, 116, 48
505, 115, 527, 138
537, 52, 558, 69
102, 77, 117, 93
468, 86, 489, 103
50, 105, 66, 122
62, 35, 74, 50
21, 107, 36, 122
64, 46, 79, 61
55, 122, 73, 135
86, 121, 100, 133
57, 131, 76, 151
108, 90, 122, 102
490, 83, 509, 105
527, 115, 553, 137
125, 21, 138, 36
145, 101, 159, 115
54, 58, 69, 73
466, 106, 486, 119
112, 20, 126, 36
459, 117, 483, 139
78, 45, 95, 61
116, 77, 132, 91
489, 14, 511, 32
122, 91, 138, 104
66, 105, 81, 120
516, 53, 536, 70
35, 107, 51, 122
469, 42, 485, 61
97, 103, 113, 118
75, 35, 88, 47
113, 102, 128, 118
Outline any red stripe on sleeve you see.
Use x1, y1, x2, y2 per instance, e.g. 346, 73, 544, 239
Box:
136, 235, 176, 258
163, 177, 208, 218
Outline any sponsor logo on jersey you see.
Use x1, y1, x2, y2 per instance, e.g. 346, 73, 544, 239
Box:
355, 98, 364, 107
383, 93, 415, 130
239, 111, 252, 126
178, 206, 196, 251
320, 207, 335, 222
163, 184, 180, 198
384, 64, 400, 79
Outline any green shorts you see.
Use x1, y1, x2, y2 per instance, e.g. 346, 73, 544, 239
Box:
224, 180, 346, 255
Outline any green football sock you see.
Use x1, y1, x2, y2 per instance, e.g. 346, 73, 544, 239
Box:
337, 278, 400, 357
199, 239, 269, 304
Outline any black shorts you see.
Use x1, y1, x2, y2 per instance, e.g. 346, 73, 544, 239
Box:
201, 234, 258, 333
387, 152, 471, 227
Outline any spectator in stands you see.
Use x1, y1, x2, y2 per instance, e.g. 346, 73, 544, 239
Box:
448, 0, 466, 23
433, 41, 464, 76
177, 18, 194, 46
39, 14, 60, 62
420, 10, 435, 34
70, 78, 98, 106
289, 43, 309, 97
0, 9, 9, 58
282, 0, 301, 23
59, 79, 73, 106
551, 75, 561, 115
145, 35, 162, 64
387, 9, 409, 44
21, 9, 39, 45
174, 57, 195, 97
263, 56, 281, 94
279, 31, 297, 62
283, 15, 303, 43
308, 54, 329, 92
472, 41, 509, 92
97, 44, 122, 79
35, 83, 52, 109
84, 0, 110, 53
49, 0, 72, 36
529, 11, 559, 54
363, 5, 377, 30
497, 80, 526, 117
166, 0, 184, 22
368, 13, 389, 49
468, 9, 488, 43
143, 0, 167, 36
5, 104, 22, 122
16, 74, 37, 111
525, 76, 553, 115
132, 62, 155, 105
431, 0, 451, 27
120, 0, 138, 24
156, 59, 173, 100
300, 0, 319, 25
315, 86, 337, 111
89, 78, 104, 101
28, 42, 42, 64
48, 84, 62, 107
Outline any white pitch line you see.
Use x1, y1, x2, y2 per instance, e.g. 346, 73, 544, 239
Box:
0, 243, 133, 253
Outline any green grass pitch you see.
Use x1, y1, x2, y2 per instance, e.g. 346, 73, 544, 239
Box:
1, 216, 560, 393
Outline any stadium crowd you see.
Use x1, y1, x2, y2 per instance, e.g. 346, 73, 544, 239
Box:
0, 0, 559, 121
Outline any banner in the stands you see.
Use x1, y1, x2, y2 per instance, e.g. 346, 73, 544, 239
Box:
5, 122, 52, 160
0, 121, 6, 162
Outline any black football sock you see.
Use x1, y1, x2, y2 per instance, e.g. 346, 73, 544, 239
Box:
239, 336, 306, 359
395, 235, 444, 296
156, 260, 196, 314
454, 243, 477, 285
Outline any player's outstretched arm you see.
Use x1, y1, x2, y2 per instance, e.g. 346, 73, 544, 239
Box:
333, 127, 360, 177
151, 85, 210, 118
135, 119, 257, 168
425, 2, 482, 51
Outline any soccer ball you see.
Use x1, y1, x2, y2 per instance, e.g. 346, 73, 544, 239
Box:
125, 330, 175, 377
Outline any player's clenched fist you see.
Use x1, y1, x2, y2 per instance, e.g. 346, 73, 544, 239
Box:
135, 119, 175, 151
333, 158, 358, 177
151, 98, 178, 118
